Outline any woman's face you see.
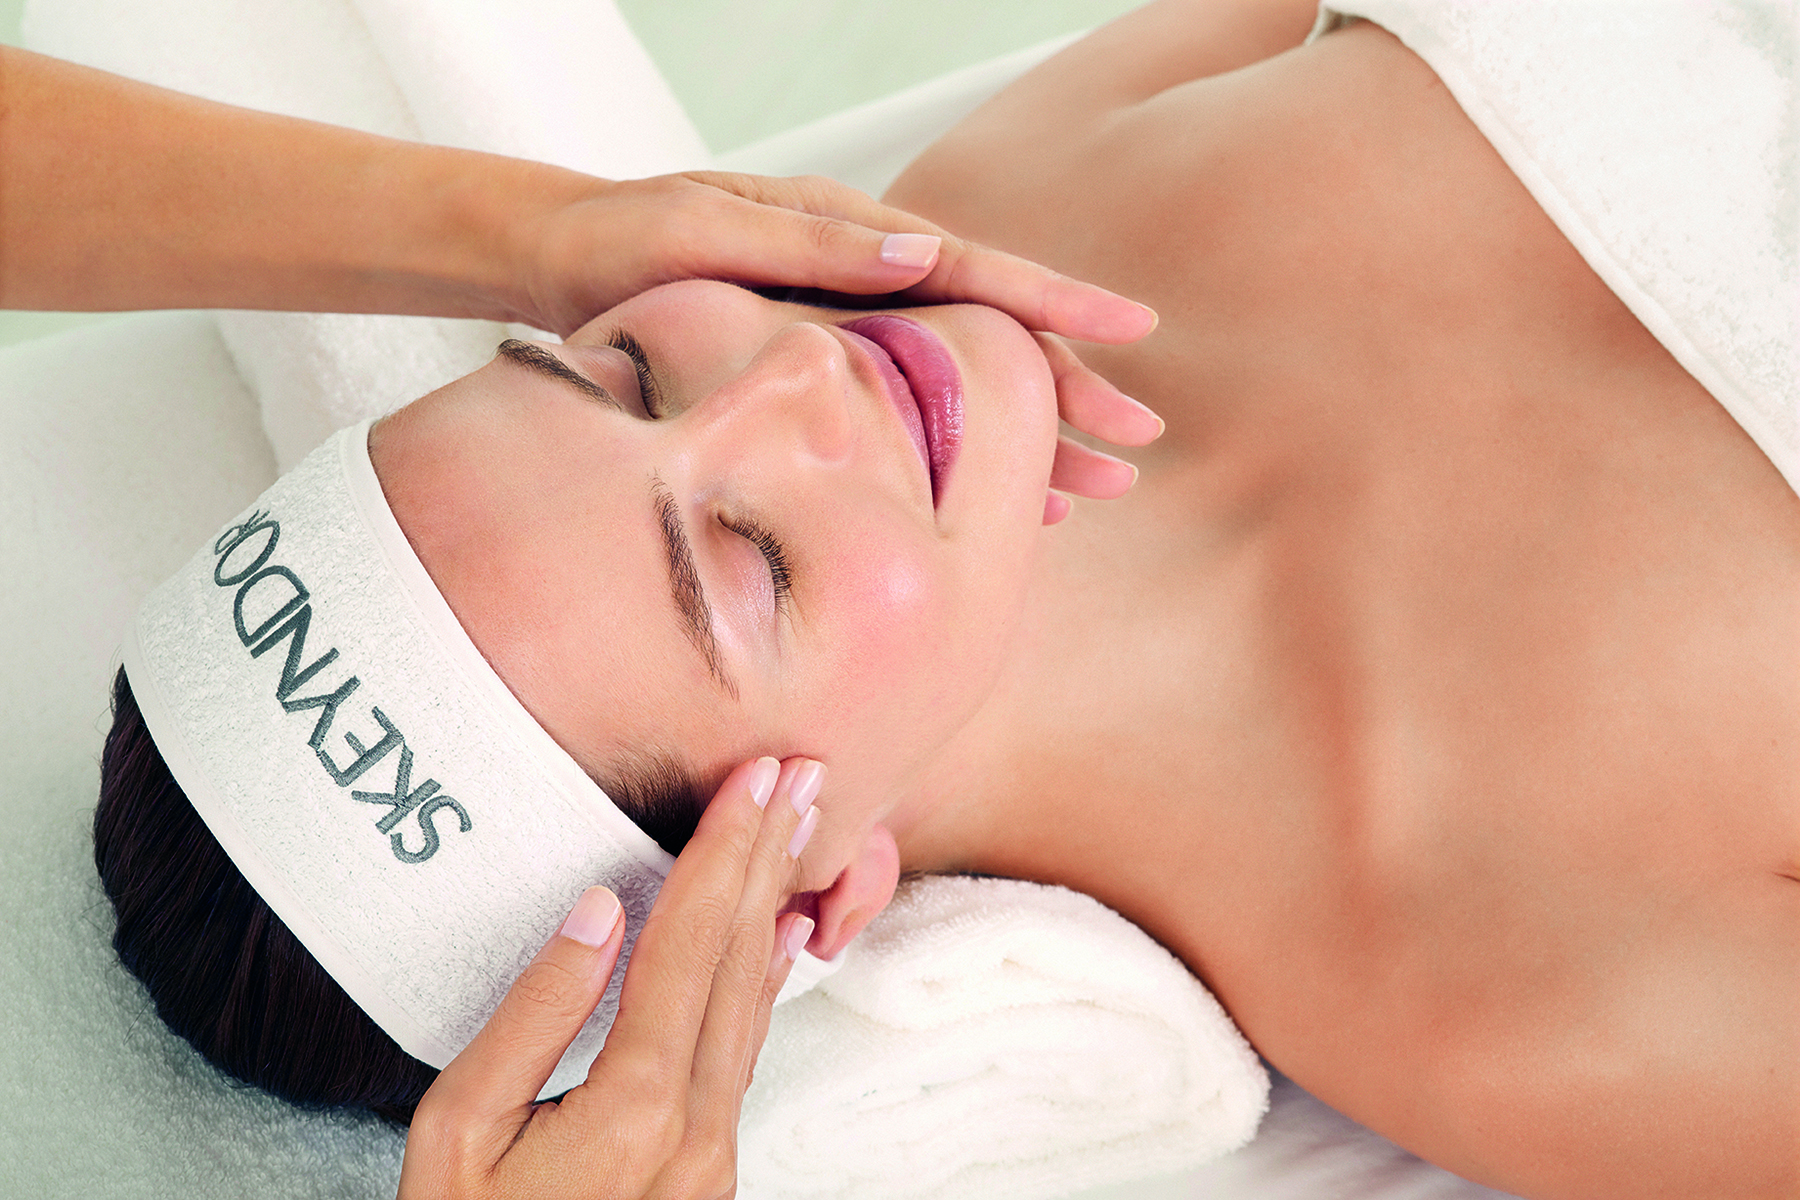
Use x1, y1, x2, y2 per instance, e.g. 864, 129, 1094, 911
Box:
372, 281, 1059, 889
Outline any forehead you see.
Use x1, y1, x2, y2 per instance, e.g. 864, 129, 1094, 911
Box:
370, 365, 765, 790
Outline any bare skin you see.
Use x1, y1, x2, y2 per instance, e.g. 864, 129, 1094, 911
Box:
882, 3, 1800, 1196
370, 2, 1797, 1193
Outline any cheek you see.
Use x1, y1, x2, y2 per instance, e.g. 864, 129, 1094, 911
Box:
831, 553, 937, 683
808, 537, 1006, 750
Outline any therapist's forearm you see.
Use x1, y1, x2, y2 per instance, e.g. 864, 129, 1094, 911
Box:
0, 46, 590, 321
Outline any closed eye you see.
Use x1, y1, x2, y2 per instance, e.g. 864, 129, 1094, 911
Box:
606, 329, 666, 418
722, 515, 793, 617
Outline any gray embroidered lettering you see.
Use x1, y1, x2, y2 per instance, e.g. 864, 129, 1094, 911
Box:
317, 705, 403, 787
351, 740, 442, 833
213, 512, 280, 587
213, 505, 474, 863
234, 566, 309, 647
282, 673, 360, 751
390, 795, 471, 864
249, 603, 340, 702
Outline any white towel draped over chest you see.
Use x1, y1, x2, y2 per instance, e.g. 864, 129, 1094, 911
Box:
1318, 0, 1800, 497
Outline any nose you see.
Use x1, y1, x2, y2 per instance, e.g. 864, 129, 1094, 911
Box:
691, 321, 854, 468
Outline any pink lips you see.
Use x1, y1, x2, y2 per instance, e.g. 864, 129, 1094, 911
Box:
840, 315, 963, 505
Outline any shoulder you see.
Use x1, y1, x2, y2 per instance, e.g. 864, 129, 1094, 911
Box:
981, 0, 1320, 127
884, 0, 1317, 212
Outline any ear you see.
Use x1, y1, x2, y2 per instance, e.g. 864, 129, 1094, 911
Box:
806, 823, 900, 960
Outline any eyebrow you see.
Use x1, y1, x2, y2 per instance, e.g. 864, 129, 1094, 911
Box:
498, 340, 737, 698
496, 339, 621, 409
497, 341, 738, 698
651, 479, 740, 701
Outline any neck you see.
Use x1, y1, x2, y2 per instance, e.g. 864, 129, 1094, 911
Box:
887, 470, 1245, 918
882, 449, 1366, 983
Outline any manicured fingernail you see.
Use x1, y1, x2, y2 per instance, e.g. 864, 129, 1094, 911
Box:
558, 886, 622, 948
788, 806, 821, 858
1043, 491, 1071, 525
784, 915, 815, 962
1121, 392, 1165, 437
789, 760, 825, 815
1135, 303, 1159, 334
879, 232, 940, 269
747, 757, 780, 809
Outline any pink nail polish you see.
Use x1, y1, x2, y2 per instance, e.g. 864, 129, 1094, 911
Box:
789, 760, 825, 815
788, 806, 820, 858
558, 886, 622, 947
784, 915, 815, 962
747, 757, 780, 809
879, 232, 940, 269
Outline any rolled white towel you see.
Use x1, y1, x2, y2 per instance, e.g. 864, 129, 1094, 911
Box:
737, 876, 1269, 1200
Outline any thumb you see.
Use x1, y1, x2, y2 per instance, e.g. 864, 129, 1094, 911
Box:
415, 887, 625, 1137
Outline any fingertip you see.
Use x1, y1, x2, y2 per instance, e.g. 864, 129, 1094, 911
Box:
1043, 491, 1072, 525
1050, 439, 1138, 500
747, 756, 780, 809
1063, 290, 1159, 344
557, 886, 623, 949
1114, 396, 1166, 445
1096, 298, 1158, 343
1144, 406, 1167, 440
783, 915, 815, 964
879, 232, 941, 270
787, 806, 821, 859
763, 912, 813, 1001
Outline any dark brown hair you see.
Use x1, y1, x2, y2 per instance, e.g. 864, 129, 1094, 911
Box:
93, 666, 703, 1126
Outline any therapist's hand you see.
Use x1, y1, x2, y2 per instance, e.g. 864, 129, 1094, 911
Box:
518, 172, 1166, 519
396, 755, 817, 1200
516, 170, 1159, 345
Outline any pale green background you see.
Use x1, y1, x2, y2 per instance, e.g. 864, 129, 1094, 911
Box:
0, 0, 1138, 349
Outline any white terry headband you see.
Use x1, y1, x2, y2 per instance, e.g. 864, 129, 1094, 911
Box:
122, 421, 675, 1100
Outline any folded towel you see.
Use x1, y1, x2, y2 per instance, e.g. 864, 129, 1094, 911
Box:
737, 877, 1269, 1200
1318, 0, 1800, 497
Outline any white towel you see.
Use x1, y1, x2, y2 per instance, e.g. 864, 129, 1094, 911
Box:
737, 877, 1268, 1200
1317, 0, 1800, 497
25, 0, 711, 471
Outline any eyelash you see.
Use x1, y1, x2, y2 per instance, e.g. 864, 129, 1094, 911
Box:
615, 327, 794, 616
606, 328, 664, 418
722, 515, 793, 616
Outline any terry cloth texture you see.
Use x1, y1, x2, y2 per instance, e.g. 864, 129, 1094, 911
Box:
736, 877, 1269, 1200
124, 423, 675, 1098
1314, 0, 1800, 496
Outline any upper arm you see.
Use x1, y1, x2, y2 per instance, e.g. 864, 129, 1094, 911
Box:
1416, 888, 1800, 1200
